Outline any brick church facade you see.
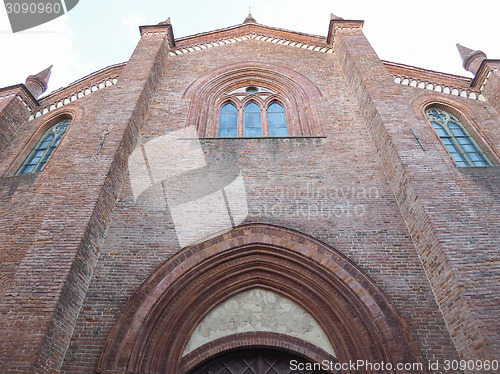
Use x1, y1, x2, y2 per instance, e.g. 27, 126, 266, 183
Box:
0, 14, 499, 373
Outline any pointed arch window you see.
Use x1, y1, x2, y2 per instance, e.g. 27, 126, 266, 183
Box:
267, 101, 288, 137
244, 102, 263, 137
425, 107, 492, 167
16, 119, 70, 175
215, 86, 292, 138
218, 102, 238, 137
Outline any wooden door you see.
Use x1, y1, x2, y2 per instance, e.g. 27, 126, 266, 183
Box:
189, 349, 327, 374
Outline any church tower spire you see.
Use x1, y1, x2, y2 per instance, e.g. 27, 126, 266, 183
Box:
243, 12, 257, 24
25, 65, 52, 99
330, 13, 344, 20
456, 43, 486, 75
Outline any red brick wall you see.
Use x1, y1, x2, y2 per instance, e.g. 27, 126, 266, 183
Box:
0, 27, 170, 373
62, 34, 475, 373
1, 21, 498, 374
0, 86, 34, 149
482, 69, 500, 115
333, 25, 499, 367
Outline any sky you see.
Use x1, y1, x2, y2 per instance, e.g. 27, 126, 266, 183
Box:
1, 0, 500, 94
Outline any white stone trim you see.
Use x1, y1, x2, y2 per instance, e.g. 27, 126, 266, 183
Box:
142, 31, 167, 37
168, 33, 333, 57
393, 75, 486, 102
0, 93, 15, 101
17, 95, 32, 110
29, 77, 119, 121
479, 68, 499, 91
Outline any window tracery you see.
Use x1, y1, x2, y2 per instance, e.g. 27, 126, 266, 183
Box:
184, 62, 322, 138
217, 86, 289, 137
425, 107, 492, 167
16, 118, 70, 175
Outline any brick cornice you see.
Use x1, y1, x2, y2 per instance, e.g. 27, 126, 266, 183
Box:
0, 84, 38, 109
175, 23, 325, 49
140, 23, 175, 48
29, 64, 124, 121
471, 59, 500, 89
170, 30, 332, 57
385, 60, 485, 101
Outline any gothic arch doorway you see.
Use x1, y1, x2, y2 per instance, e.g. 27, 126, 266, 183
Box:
188, 348, 328, 374
98, 224, 424, 373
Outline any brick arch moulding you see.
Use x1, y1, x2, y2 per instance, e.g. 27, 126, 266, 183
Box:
183, 61, 323, 137
413, 95, 500, 165
97, 223, 425, 374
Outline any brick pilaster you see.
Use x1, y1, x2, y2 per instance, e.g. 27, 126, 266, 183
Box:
0, 25, 170, 373
333, 24, 499, 368
0, 85, 36, 149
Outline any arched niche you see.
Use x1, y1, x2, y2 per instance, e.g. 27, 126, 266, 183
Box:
183, 61, 322, 137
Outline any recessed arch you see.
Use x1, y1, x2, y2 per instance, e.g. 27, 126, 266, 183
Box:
264, 95, 286, 108
184, 61, 322, 137
239, 94, 267, 108
415, 97, 498, 165
181, 334, 335, 374
5, 105, 83, 177
425, 107, 492, 167
97, 224, 424, 374
15, 118, 71, 175
183, 288, 335, 357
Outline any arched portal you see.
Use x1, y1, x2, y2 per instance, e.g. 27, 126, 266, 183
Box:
98, 224, 424, 374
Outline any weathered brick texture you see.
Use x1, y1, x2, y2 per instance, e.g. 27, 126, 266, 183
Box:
0, 24, 171, 374
332, 23, 499, 365
0, 17, 498, 374
0, 86, 36, 149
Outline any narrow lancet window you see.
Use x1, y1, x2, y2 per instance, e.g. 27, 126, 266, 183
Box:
17, 119, 70, 175
218, 102, 238, 137
244, 102, 262, 137
426, 107, 492, 167
267, 102, 288, 137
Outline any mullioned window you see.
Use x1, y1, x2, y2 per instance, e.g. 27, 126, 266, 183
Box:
16, 119, 70, 175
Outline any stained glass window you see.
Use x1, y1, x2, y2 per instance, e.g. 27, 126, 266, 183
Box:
217, 88, 290, 138
218, 102, 238, 137
16, 119, 70, 175
267, 102, 288, 137
244, 102, 262, 137
425, 107, 492, 167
